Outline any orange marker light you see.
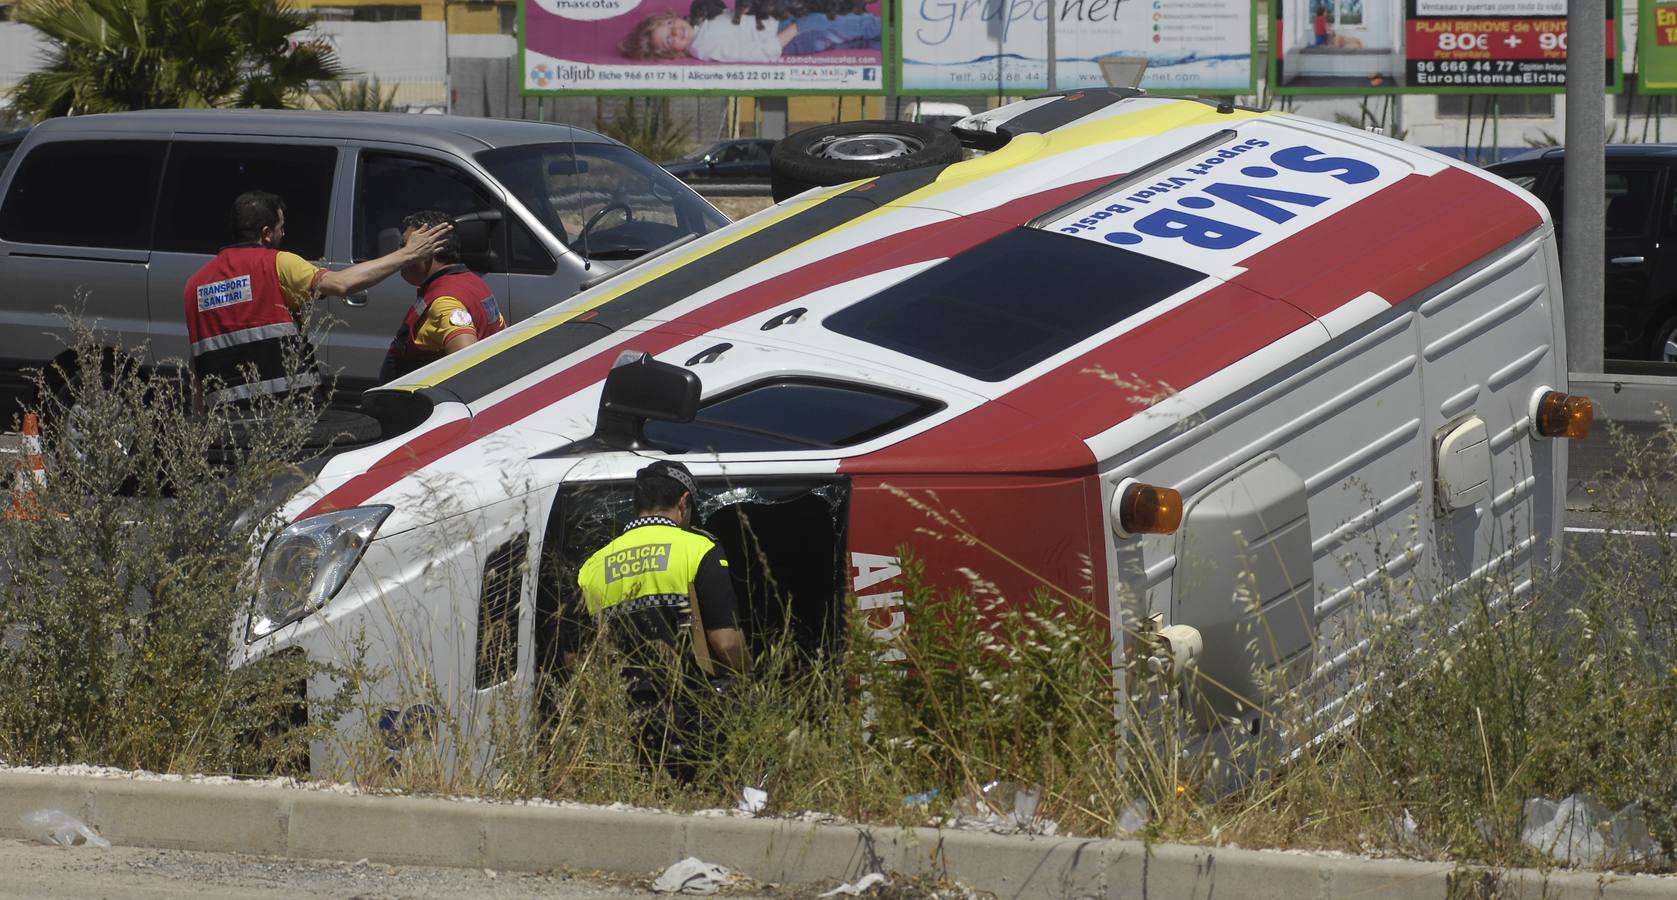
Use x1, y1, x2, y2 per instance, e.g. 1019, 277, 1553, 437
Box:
1534, 391, 1594, 439
1120, 482, 1184, 535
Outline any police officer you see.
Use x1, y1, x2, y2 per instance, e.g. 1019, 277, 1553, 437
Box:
576, 461, 748, 780
183, 191, 449, 408
379, 209, 506, 383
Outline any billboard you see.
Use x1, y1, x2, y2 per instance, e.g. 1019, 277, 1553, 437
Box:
520, 0, 889, 94
897, 0, 1256, 94
1640, 0, 1677, 92
1271, 0, 1619, 93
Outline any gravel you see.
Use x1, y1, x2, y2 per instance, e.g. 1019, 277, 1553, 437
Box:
0, 838, 783, 899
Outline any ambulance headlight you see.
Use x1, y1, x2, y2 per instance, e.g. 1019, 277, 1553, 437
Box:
249, 506, 391, 641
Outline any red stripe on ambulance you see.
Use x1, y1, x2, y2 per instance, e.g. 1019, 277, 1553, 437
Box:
297, 178, 1109, 519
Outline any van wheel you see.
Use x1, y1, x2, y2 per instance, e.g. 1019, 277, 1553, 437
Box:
40, 349, 140, 460
1651, 316, 1677, 363
769, 120, 962, 202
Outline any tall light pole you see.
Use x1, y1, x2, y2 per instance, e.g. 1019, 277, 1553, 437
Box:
442, 0, 454, 114
1562, 0, 1605, 372
1046, 0, 1058, 91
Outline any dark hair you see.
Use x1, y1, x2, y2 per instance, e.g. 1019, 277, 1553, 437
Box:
231, 191, 286, 242
400, 209, 462, 264
634, 460, 696, 513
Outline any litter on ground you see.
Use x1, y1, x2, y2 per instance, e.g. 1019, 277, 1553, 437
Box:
651, 857, 733, 894
20, 809, 111, 849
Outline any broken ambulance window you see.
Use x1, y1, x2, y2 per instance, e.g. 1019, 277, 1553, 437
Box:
822, 227, 1204, 382
643, 379, 941, 453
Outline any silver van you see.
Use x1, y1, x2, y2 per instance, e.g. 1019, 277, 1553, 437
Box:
0, 110, 726, 410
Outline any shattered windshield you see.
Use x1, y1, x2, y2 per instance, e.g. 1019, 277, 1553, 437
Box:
478, 142, 727, 262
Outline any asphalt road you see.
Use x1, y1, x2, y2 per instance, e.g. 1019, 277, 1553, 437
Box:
0, 838, 778, 899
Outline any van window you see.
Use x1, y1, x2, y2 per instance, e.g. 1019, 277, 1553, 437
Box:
153, 142, 337, 259
824, 227, 1204, 382
642, 380, 941, 453
355, 152, 555, 275
0, 140, 167, 250
1548, 170, 1660, 238
1605, 171, 1658, 238
478, 142, 726, 262
0, 132, 24, 179
1499, 172, 1540, 194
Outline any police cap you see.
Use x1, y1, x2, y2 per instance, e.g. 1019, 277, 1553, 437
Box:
638, 459, 699, 501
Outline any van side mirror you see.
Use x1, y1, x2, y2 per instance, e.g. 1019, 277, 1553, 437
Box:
595, 351, 701, 449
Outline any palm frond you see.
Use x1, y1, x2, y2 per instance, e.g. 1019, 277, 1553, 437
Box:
7, 0, 342, 121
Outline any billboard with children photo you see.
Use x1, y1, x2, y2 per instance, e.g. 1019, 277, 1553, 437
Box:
521, 0, 889, 93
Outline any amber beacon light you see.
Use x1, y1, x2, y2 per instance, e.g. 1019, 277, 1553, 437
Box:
1533, 390, 1594, 439
1116, 481, 1184, 535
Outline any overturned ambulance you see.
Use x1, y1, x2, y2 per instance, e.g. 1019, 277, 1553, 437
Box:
237, 90, 1590, 770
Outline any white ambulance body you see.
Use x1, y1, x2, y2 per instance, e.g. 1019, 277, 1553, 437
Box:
236, 91, 1579, 771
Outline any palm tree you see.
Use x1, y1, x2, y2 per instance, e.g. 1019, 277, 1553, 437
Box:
600, 98, 692, 165
8, 0, 345, 121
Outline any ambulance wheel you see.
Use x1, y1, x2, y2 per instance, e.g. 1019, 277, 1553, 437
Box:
769, 120, 962, 202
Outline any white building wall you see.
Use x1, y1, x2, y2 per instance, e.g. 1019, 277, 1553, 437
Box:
0, 22, 47, 87
307, 20, 448, 81
306, 20, 451, 109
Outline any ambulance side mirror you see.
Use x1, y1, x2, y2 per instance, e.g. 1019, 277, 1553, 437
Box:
595, 351, 701, 450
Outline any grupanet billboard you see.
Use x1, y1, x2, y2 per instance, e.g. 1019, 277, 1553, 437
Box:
898, 0, 1255, 94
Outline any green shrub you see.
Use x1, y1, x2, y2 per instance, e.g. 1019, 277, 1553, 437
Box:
0, 322, 349, 774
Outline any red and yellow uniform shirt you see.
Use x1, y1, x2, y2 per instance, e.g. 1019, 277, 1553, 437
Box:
381, 265, 505, 382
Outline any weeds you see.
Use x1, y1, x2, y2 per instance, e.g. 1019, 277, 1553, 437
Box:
0, 320, 347, 774
5, 324, 1675, 877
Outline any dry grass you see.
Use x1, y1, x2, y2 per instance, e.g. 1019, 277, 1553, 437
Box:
3, 320, 1674, 875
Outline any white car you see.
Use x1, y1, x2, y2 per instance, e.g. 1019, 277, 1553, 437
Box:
239, 90, 1589, 772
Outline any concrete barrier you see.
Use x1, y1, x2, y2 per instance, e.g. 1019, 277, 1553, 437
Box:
0, 771, 1670, 898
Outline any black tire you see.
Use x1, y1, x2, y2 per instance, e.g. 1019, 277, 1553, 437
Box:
1650, 315, 1677, 363
769, 120, 962, 202
38, 349, 147, 472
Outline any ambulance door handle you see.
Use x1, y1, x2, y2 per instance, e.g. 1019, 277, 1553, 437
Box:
685, 343, 732, 366
760, 308, 807, 331
344, 292, 369, 307
1610, 256, 1646, 266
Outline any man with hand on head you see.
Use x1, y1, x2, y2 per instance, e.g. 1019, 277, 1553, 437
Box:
379, 209, 506, 383
184, 191, 450, 407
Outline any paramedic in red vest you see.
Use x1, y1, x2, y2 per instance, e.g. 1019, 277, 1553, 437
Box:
379, 209, 507, 383
183, 191, 451, 408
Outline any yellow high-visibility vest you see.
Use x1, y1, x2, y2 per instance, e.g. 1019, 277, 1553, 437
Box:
578, 522, 716, 618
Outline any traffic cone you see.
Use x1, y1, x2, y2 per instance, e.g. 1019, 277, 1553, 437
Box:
7, 413, 45, 520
